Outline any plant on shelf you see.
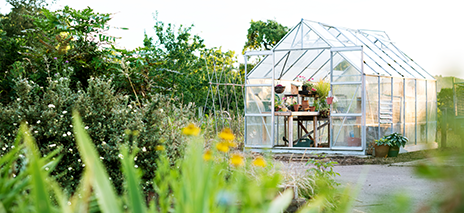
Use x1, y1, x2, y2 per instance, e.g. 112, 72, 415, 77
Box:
317, 99, 330, 117
314, 79, 330, 99
289, 101, 299, 111
274, 95, 286, 111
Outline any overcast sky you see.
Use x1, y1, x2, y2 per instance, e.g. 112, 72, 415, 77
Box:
1, 0, 463, 78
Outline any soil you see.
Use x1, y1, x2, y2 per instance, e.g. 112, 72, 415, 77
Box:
272, 147, 456, 165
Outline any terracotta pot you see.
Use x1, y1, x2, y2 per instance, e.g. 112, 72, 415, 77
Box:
374, 144, 389, 158
275, 86, 285, 94
301, 100, 309, 109
309, 106, 316, 112
292, 104, 300, 111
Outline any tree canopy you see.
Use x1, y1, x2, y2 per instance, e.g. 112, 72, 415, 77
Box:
242, 19, 289, 53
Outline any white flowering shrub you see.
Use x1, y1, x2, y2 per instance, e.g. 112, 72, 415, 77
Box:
0, 75, 195, 195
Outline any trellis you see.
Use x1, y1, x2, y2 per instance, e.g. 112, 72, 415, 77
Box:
199, 59, 244, 133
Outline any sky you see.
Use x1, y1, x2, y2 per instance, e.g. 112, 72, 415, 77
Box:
1, 0, 463, 78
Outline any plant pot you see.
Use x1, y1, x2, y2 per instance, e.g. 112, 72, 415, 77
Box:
309, 106, 316, 112
275, 86, 285, 94
388, 146, 400, 157
374, 144, 389, 158
292, 104, 300, 111
301, 100, 309, 109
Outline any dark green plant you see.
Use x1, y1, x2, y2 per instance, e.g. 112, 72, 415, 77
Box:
376, 132, 408, 147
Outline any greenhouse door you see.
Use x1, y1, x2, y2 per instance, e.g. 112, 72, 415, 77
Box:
329, 47, 364, 150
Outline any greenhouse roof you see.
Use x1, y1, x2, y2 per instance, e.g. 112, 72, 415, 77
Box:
246, 19, 434, 81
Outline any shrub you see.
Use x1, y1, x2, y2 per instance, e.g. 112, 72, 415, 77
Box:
0, 75, 195, 195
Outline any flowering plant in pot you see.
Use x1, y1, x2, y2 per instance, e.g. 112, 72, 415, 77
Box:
289, 102, 299, 111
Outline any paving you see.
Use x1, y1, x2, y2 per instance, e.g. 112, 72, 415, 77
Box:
279, 157, 461, 213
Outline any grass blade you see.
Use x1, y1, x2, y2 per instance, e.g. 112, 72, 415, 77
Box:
72, 111, 122, 213
120, 147, 146, 213
21, 124, 54, 213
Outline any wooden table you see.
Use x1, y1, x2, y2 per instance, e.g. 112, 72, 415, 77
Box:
275, 111, 320, 147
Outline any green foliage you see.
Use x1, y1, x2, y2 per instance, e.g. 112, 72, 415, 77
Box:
243, 19, 289, 53
0, 74, 195, 195
375, 132, 408, 147
0, 114, 294, 213
313, 79, 330, 100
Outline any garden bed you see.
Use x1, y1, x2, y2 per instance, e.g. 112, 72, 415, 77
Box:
272, 148, 454, 165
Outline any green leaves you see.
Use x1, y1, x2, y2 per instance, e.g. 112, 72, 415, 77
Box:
73, 111, 122, 213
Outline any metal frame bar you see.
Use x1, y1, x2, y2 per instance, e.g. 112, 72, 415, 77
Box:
361, 47, 366, 153
358, 32, 419, 79
425, 80, 428, 143
271, 51, 276, 147
378, 76, 381, 139
415, 79, 417, 145
391, 77, 394, 134
333, 27, 386, 75
403, 78, 406, 135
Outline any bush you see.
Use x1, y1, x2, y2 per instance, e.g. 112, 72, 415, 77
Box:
0, 75, 195, 195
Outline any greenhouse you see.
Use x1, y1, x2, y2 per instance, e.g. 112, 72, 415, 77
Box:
243, 19, 437, 154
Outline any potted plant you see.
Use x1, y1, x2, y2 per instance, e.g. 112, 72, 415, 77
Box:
289, 102, 299, 111
275, 84, 286, 94
383, 132, 408, 157
374, 133, 408, 157
374, 138, 390, 158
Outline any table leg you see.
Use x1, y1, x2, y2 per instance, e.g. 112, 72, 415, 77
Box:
313, 116, 318, 147
288, 116, 293, 147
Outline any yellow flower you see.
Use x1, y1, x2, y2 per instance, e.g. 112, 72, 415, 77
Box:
182, 123, 200, 136
216, 142, 229, 153
230, 153, 244, 167
219, 128, 235, 141
155, 145, 165, 151
203, 150, 212, 161
252, 156, 266, 167
226, 141, 237, 148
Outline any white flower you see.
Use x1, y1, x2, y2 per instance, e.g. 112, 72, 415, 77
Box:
48, 104, 55, 108
159, 109, 164, 113
118, 154, 124, 159
68, 167, 72, 171
67, 131, 71, 136
70, 125, 73, 127
34, 131, 38, 134
85, 126, 89, 130
68, 148, 73, 152
134, 165, 138, 168
37, 120, 41, 124
62, 133, 67, 137
13, 123, 17, 126
62, 111, 67, 114
16, 98, 20, 101
78, 159, 81, 162
49, 144, 56, 147
142, 147, 147, 152
102, 141, 106, 145
100, 156, 104, 160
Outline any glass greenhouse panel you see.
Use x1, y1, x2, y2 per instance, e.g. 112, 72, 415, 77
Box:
245, 116, 272, 146
332, 84, 362, 114
331, 116, 362, 147
393, 78, 404, 134
427, 81, 437, 143
416, 80, 426, 144
281, 49, 328, 80
405, 79, 416, 144
245, 86, 272, 114
365, 76, 379, 126
379, 77, 392, 136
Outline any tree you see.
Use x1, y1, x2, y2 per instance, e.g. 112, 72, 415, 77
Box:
242, 19, 289, 53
